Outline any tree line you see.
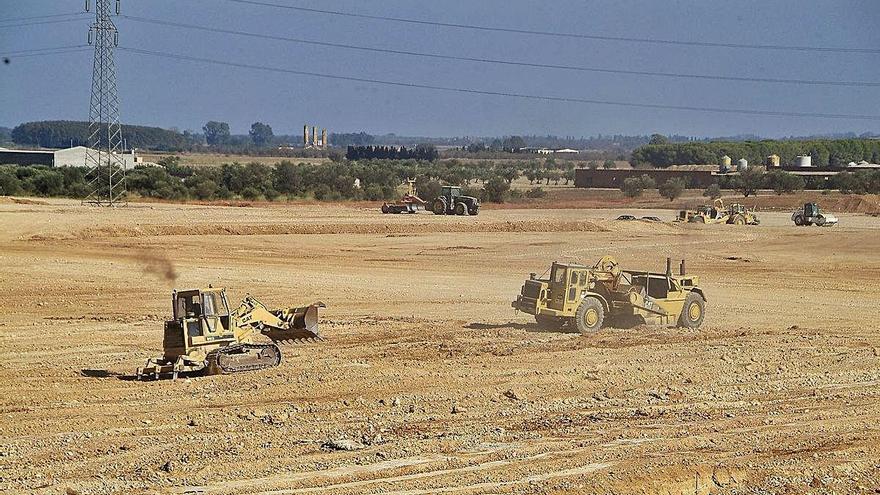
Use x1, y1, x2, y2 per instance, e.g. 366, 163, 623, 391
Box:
11, 121, 190, 151
619, 168, 880, 200
346, 145, 439, 161
631, 139, 880, 168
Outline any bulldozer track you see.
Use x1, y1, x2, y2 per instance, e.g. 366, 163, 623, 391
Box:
208, 343, 282, 374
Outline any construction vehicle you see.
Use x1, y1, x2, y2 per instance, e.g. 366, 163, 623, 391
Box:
512, 256, 706, 334
381, 179, 428, 214
792, 202, 838, 226
688, 199, 760, 225
137, 287, 324, 380
432, 185, 480, 216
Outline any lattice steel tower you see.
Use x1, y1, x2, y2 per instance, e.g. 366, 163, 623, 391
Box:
83, 0, 126, 206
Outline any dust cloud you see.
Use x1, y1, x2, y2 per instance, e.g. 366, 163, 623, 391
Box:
138, 250, 178, 283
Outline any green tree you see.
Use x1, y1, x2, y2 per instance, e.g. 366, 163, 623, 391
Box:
621, 177, 645, 198
736, 168, 764, 197
649, 134, 668, 145
249, 122, 274, 147
202, 121, 230, 146
703, 183, 722, 200
482, 175, 510, 202
602, 159, 616, 169
658, 178, 686, 202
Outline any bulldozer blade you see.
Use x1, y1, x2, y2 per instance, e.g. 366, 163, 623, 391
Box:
266, 302, 325, 341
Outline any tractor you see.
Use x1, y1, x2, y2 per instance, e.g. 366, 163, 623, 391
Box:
512, 256, 706, 334
431, 185, 480, 216
792, 202, 838, 226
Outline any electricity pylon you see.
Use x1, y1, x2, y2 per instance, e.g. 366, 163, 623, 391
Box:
83, 0, 126, 206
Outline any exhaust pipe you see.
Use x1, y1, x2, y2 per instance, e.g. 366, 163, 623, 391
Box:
666, 258, 672, 278
680, 259, 686, 276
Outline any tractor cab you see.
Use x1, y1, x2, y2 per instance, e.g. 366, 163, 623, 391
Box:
441, 186, 462, 200
164, 288, 235, 359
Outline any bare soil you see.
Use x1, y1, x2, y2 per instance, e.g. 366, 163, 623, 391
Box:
1, 199, 879, 494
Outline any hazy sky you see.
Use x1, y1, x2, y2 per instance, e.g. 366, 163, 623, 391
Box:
2, 0, 879, 138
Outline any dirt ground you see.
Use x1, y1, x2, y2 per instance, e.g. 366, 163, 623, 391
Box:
1, 199, 879, 494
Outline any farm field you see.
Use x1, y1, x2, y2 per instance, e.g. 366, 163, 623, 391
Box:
1, 199, 879, 494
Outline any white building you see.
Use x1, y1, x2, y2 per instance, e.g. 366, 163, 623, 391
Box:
0, 146, 144, 168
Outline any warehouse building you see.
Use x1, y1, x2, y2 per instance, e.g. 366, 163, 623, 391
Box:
0, 146, 143, 167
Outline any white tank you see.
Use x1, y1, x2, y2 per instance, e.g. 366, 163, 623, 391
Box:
796, 155, 812, 167
737, 158, 748, 171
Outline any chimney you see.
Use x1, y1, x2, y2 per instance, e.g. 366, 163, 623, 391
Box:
312, 126, 319, 147
322, 128, 328, 149
303, 125, 309, 147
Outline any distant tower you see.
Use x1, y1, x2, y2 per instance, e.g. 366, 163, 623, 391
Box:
322, 128, 328, 149
303, 124, 309, 147
83, 0, 126, 206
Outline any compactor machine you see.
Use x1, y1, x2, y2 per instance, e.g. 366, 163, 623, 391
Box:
137, 287, 324, 380
512, 256, 706, 333
792, 202, 838, 226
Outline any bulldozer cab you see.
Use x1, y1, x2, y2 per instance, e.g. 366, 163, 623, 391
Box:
547, 262, 590, 312
170, 288, 234, 349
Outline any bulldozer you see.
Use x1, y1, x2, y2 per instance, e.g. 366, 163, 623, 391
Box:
688, 199, 759, 225
137, 287, 324, 380
512, 256, 706, 334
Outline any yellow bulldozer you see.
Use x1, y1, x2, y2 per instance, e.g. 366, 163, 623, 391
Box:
137, 287, 324, 380
512, 256, 706, 333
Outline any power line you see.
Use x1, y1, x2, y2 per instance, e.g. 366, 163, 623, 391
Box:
118, 47, 880, 121
0, 18, 87, 29
0, 12, 86, 23
121, 15, 880, 89
2, 45, 90, 56
225, 0, 880, 55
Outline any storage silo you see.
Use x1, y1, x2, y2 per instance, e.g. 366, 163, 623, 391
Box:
721, 155, 732, 168
795, 155, 812, 168
737, 158, 749, 171
767, 154, 780, 167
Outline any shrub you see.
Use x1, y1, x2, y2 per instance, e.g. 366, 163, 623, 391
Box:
526, 187, 547, 198
658, 178, 686, 202
703, 184, 722, 200
621, 177, 645, 198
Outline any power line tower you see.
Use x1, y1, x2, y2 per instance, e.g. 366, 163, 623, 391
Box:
83, 0, 126, 206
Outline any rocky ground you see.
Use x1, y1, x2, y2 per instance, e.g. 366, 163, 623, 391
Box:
1, 199, 879, 494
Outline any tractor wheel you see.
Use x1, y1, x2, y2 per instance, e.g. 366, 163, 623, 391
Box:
381, 204, 390, 214
469, 205, 480, 216
575, 297, 604, 335
815, 216, 826, 226
731, 214, 746, 225
535, 314, 566, 331
793, 214, 804, 226
432, 198, 447, 215
677, 292, 705, 329
454, 202, 467, 216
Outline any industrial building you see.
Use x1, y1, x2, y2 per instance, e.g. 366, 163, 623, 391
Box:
0, 146, 143, 168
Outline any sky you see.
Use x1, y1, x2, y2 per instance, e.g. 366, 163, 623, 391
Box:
1, 0, 879, 138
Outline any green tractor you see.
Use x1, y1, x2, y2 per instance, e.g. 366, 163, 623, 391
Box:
512, 256, 706, 334
432, 186, 480, 216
